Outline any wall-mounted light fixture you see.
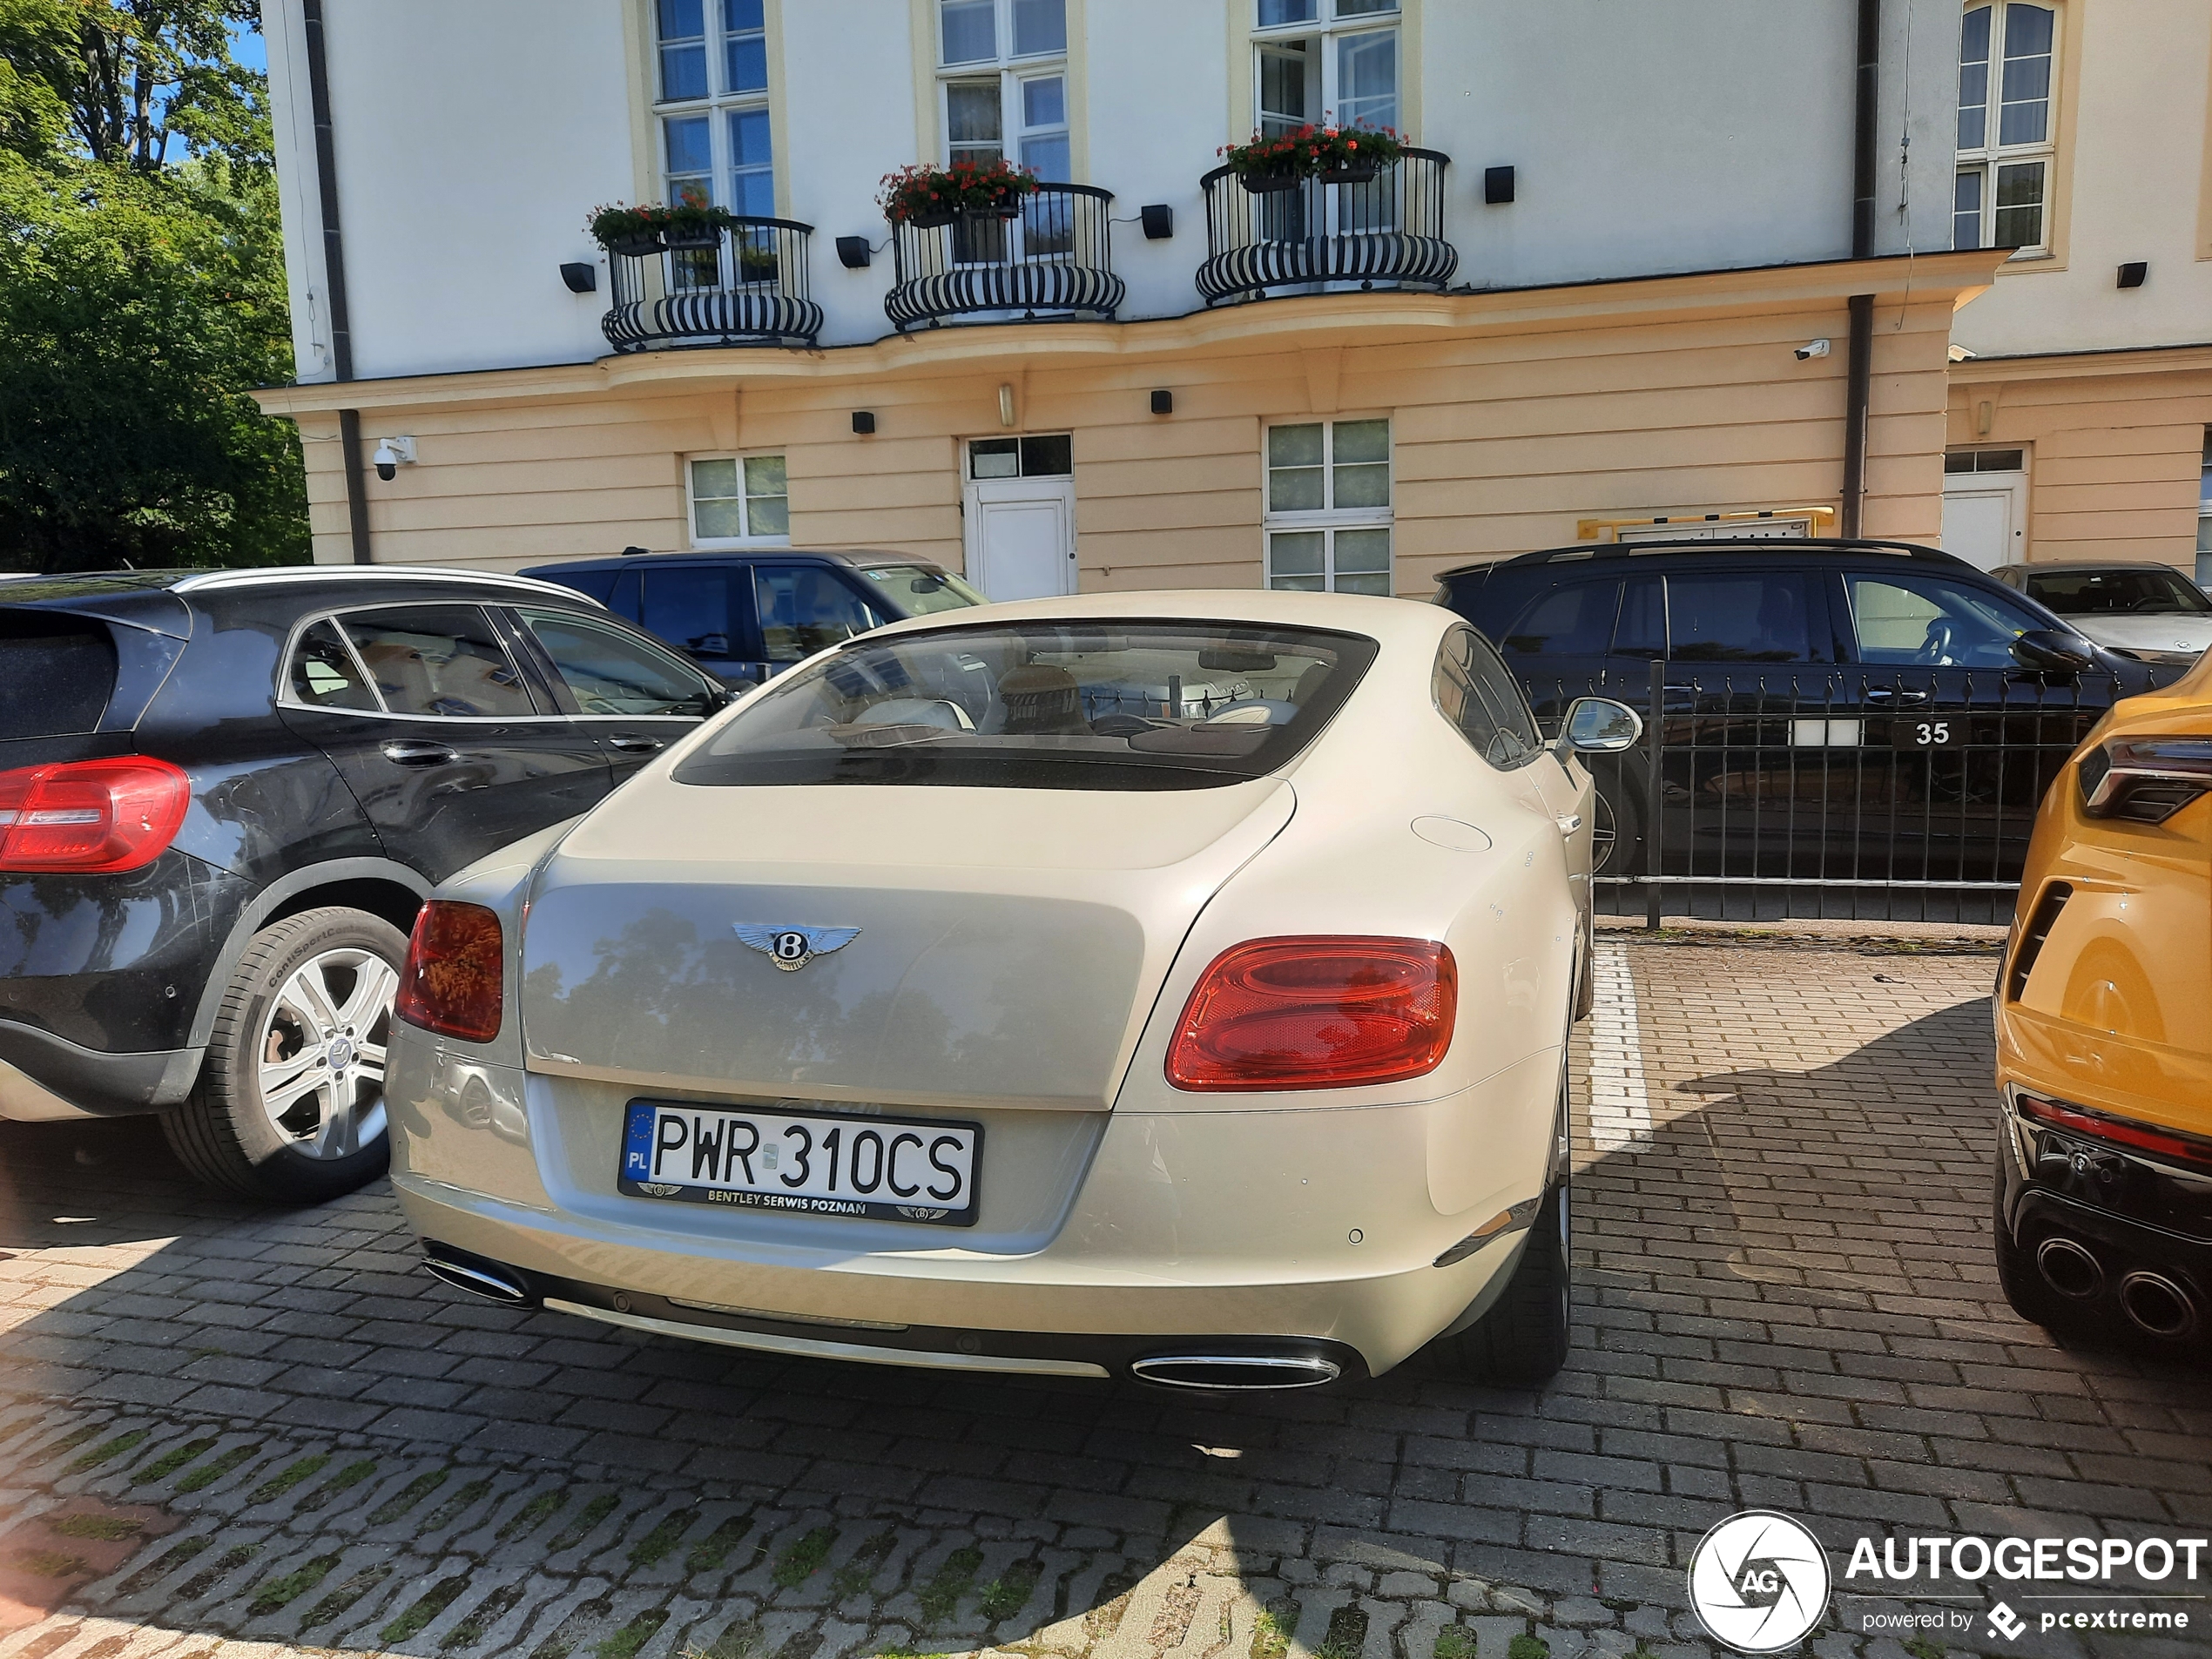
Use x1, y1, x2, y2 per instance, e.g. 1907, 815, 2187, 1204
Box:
997, 384, 1016, 427
1150, 389, 1174, 415
835, 236, 873, 269
1140, 204, 1174, 239
371, 435, 417, 481
2117, 261, 2148, 289
852, 411, 876, 435
1483, 165, 1516, 206
559, 261, 597, 293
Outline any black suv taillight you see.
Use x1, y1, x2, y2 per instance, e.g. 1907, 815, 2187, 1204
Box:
2078, 736, 2212, 824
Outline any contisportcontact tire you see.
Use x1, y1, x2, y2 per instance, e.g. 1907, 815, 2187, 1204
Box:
161, 906, 408, 1204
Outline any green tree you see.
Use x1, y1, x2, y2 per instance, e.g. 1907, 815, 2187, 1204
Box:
0, 0, 306, 573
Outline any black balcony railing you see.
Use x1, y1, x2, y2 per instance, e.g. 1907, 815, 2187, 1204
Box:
886, 184, 1124, 331
1197, 149, 1457, 305
602, 218, 823, 351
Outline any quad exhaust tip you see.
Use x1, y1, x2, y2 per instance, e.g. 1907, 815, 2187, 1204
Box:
1130, 1353, 1342, 1391
2117, 1271, 2200, 1340
421, 1246, 532, 1306
2034, 1235, 2105, 1300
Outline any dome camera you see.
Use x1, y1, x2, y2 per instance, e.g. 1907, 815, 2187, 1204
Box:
371, 435, 417, 481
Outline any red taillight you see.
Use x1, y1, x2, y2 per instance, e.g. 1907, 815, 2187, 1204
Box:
395, 901, 504, 1043
0, 758, 190, 873
1165, 936, 1457, 1092
2017, 1092, 2212, 1172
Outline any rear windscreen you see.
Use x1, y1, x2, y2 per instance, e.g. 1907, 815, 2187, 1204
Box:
0, 612, 118, 738
672, 619, 1378, 791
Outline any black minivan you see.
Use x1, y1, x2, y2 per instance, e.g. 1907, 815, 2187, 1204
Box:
521, 550, 986, 687
0, 567, 727, 1202
1433, 537, 2161, 887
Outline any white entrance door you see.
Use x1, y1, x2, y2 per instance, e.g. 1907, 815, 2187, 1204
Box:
1941, 470, 2028, 571
965, 477, 1076, 601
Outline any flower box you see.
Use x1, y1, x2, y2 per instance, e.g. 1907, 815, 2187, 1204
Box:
1220, 123, 1405, 185
880, 160, 1040, 227
1238, 165, 1303, 195
588, 202, 742, 254
605, 232, 663, 257
1318, 163, 1379, 186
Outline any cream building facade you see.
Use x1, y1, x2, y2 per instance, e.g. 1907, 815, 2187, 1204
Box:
256, 0, 2031, 597
1942, 0, 2212, 584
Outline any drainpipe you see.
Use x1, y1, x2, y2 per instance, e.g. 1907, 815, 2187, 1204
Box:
302, 0, 372, 564
1840, 0, 1880, 538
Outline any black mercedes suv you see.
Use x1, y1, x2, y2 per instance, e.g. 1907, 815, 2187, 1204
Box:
0, 567, 727, 1202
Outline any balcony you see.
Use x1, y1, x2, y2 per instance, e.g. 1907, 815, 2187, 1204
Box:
601, 218, 824, 352
885, 184, 1125, 331
1197, 149, 1457, 305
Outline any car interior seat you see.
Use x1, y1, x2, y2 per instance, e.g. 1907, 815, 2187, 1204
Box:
998, 664, 1092, 735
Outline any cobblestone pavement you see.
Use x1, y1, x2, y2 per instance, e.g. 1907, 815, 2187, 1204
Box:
1, 936, 2206, 1659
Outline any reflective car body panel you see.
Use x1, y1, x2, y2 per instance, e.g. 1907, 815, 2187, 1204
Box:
388, 591, 1587, 1378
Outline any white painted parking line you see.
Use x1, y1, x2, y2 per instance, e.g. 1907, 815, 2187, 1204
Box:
1588, 938, 1654, 1153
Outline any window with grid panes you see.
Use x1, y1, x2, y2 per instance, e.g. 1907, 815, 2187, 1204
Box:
938, 0, 1069, 180
1263, 420, 1392, 596
1254, 0, 1399, 140
656, 0, 774, 219
688, 455, 790, 545
1954, 3, 2057, 252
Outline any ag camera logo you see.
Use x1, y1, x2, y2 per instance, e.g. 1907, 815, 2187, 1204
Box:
1689, 1511, 1832, 1653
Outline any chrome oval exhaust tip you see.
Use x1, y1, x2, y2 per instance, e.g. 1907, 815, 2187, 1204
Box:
2116, 1271, 2199, 1339
1130, 1354, 1342, 1391
421, 1247, 531, 1306
2035, 1236, 2105, 1300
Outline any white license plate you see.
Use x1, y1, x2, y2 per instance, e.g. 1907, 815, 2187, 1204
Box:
619, 1102, 981, 1226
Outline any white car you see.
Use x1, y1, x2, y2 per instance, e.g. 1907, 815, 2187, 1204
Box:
384, 591, 1641, 1390
1993, 562, 2212, 669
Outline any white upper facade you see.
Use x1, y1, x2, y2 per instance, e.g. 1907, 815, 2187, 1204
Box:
1946, 0, 2212, 361
266, 0, 1972, 383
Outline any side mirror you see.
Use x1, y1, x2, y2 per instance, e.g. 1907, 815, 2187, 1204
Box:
2011, 629, 2097, 675
1559, 697, 1643, 754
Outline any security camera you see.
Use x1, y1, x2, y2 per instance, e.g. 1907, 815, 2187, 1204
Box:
1796, 338, 1831, 361
371, 436, 416, 481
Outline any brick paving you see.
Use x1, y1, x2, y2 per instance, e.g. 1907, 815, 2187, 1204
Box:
0, 935, 2205, 1659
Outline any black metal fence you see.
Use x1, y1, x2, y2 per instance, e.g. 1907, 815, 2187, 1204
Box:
1521, 660, 2112, 925
602, 219, 823, 352
886, 184, 1124, 331
1197, 149, 1456, 304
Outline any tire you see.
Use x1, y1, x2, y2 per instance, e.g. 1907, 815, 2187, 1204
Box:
1429, 1067, 1575, 1386
161, 906, 408, 1204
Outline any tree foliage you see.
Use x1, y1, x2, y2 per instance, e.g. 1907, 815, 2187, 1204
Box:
0, 0, 306, 573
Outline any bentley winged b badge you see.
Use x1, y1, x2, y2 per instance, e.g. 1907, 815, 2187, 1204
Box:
734, 924, 860, 972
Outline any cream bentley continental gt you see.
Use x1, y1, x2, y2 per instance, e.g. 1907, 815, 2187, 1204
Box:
385, 591, 1642, 1390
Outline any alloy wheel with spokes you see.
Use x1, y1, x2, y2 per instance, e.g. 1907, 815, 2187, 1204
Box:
258, 946, 396, 1160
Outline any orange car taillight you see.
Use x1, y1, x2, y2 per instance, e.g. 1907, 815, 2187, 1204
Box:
2017, 1093, 2212, 1174
1165, 936, 1457, 1092
2077, 736, 2212, 824
395, 901, 504, 1043
0, 758, 190, 873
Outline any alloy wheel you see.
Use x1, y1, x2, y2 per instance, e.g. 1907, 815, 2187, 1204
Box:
256, 946, 397, 1159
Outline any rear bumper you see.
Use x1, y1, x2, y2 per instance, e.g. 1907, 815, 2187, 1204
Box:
0, 1022, 200, 1121
396, 1176, 1526, 1380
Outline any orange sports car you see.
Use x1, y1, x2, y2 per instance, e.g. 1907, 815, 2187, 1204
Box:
1993, 644, 2212, 1351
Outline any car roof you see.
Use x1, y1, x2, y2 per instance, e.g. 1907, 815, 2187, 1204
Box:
1440, 537, 1970, 582
522, 550, 942, 574
1997, 561, 2188, 577
0, 565, 608, 606
860, 587, 1448, 649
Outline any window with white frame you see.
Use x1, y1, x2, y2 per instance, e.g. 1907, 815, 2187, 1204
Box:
1954, 2, 2057, 253
1253, 0, 1399, 138
2196, 428, 2211, 589
1263, 420, 1392, 596
688, 455, 790, 545
937, 0, 1069, 179
656, 0, 774, 217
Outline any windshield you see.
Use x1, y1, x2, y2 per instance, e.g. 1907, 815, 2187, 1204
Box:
672, 619, 1376, 791
857, 564, 988, 617
2024, 569, 2212, 617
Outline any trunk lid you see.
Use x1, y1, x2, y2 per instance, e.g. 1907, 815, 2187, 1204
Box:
518, 777, 1294, 1109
